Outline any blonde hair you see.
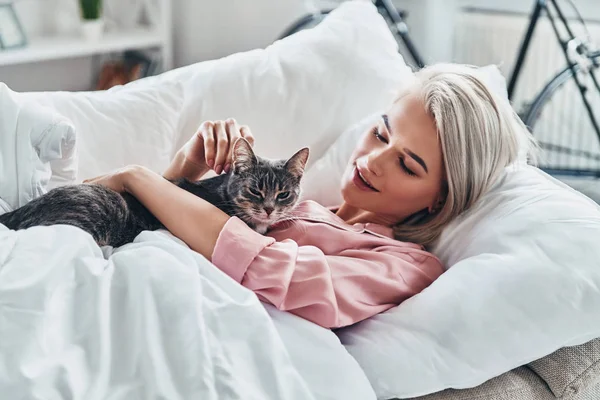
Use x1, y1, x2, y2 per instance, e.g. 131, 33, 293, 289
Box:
393, 63, 538, 246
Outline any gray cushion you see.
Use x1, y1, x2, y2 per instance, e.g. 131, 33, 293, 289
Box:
528, 338, 600, 398
395, 338, 600, 400
398, 365, 600, 400
399, 367, 556, 400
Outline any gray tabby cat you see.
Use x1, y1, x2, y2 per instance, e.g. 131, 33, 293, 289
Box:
0, 138, 309, 246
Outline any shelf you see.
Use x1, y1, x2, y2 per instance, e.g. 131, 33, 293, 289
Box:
0, 28, 163, 67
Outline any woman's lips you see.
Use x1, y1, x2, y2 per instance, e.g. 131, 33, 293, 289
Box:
352, 166, 379, 192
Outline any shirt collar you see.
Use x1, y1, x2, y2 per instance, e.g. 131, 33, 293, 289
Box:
283, 200, 395, 239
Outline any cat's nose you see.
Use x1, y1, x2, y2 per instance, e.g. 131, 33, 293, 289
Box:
264, 207, 274, 217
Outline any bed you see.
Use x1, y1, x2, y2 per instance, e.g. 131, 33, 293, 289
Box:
2, 2, 600, 399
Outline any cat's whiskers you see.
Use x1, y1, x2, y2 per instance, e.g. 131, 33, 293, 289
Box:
271, 212, 309, 236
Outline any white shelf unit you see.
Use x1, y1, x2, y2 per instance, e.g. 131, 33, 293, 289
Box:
0, 28, 163, 67
0, 0, 172, 70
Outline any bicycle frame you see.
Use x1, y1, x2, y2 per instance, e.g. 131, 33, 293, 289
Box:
374, 0, 425, 68
507, 0, 600, 143
278, 0, 425, 69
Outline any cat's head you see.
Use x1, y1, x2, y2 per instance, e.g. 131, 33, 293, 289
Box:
227, 138, 310, 229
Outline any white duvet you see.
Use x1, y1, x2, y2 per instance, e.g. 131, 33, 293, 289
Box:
0, 84, 376, 400
0, 225, 317, 400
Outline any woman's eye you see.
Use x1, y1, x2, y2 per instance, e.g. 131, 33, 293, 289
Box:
372, 127, 388, 143
249, 188, 263, 198
277, 191, 290, 200
400, 158, 416, 176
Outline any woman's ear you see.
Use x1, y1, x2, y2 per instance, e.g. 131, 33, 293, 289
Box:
428, 197, 445, 214
430, 182, 448, 213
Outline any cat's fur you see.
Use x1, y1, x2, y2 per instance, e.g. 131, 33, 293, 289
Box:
0, 139, 309, 247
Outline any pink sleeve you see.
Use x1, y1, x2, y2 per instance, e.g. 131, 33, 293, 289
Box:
212, 217, 444, 329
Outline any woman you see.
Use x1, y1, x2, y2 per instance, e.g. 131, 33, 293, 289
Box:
86, 64, 536, 329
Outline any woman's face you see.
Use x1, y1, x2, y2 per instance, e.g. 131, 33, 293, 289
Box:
340, 91, 445, 224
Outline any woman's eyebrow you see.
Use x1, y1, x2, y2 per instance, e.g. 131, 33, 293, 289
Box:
404, 148, 428, 173
382, 114, 391, 133
381, 114, 429, 174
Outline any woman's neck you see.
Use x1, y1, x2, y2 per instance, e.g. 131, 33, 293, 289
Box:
335, 202, 397, 227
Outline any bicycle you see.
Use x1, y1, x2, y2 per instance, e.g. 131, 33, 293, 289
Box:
509, 0, 600, 177
279, 0, 600, 178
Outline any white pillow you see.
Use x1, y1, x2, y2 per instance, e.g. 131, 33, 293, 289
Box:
128, 0, 413, 168
17, 0, 409, 185
0, 83, 77, 211
337, 165, 600, 398
20, 80, 184, 182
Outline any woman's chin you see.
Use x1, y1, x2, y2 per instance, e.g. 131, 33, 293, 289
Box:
340, 183, 362, 206
339, 182, 352, 201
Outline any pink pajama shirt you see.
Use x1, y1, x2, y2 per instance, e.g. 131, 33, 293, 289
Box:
211, 200, 444, 328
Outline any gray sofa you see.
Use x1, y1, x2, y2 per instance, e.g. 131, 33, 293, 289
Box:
399, 338, 600, 400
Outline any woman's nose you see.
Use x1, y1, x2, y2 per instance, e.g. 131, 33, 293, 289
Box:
366, 151, 384, 177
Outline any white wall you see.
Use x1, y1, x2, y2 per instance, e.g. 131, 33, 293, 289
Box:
2, 0, 600, 92
171, 0, 317, 68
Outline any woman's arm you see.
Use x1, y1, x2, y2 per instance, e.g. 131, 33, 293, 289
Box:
123, 166, 229, 259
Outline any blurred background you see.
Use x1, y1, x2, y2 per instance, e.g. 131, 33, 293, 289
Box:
0, 0, 597, 91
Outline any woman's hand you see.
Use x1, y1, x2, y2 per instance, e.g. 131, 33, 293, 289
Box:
83, 165, 145, 193
190, 119, 255, 175
164, 118, 255, 181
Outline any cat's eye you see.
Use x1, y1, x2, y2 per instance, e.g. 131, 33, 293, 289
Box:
277, 192, 291, 201
248, 188, 263, 198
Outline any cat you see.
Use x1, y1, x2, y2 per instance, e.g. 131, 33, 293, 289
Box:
0, 138, 309, 247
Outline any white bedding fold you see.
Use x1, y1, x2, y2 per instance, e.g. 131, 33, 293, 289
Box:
0, 83, 76, 212
0, 227, 317, 400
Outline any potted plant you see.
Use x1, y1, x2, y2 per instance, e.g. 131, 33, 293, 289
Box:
79, 0, 103, 41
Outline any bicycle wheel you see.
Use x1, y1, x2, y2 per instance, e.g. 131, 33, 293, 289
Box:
522, 53, 600, 177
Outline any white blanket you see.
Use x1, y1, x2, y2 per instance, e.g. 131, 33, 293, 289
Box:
0, 225, 318, 400
0, 83, 77, 213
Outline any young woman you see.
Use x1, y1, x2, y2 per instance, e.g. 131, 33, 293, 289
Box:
85, 64, 537, 329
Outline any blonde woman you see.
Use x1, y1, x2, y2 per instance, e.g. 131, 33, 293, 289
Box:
86, 64, 537, 329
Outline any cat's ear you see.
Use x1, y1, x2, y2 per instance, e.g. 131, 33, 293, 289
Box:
285, 147, 310, 178
232, 138, 257, 174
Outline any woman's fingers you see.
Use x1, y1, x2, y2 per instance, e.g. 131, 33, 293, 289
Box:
200, 121, 216, 170
240, 125, 255, 147
81, 169, 130, 193
213, 121, 229, 175
196, 119, 255, 175
224, 118, 241, 173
